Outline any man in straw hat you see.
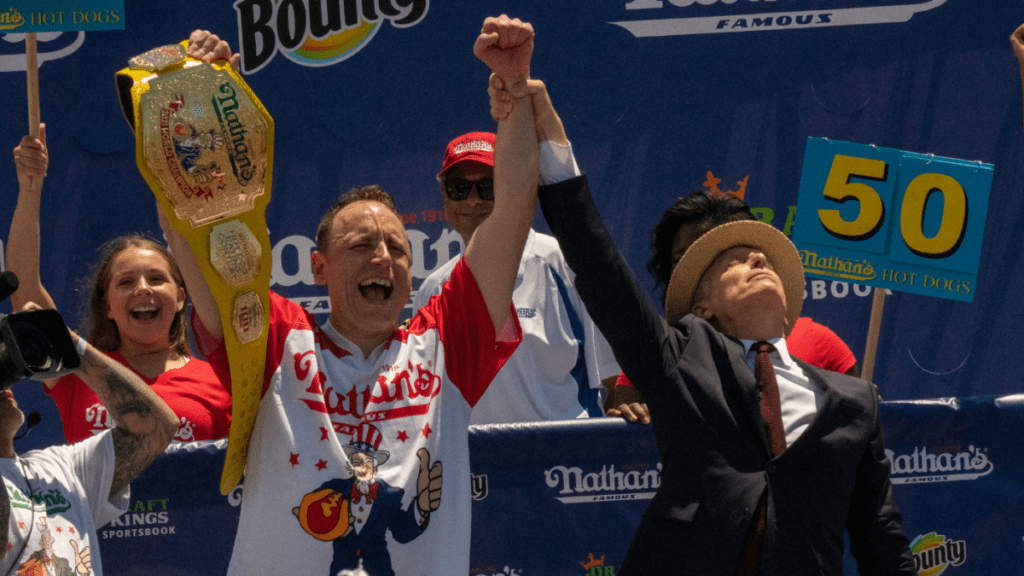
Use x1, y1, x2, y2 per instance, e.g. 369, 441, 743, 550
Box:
487, 51, 914, 576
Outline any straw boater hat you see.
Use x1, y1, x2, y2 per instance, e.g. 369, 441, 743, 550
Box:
664, 220, 805, 336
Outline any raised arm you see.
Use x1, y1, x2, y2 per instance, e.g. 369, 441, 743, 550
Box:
466, 15, 541, 333
73, 334, 178, 495
1013, 24, 1024, 137
7, 124, 56, 313
157, 208, 222, 342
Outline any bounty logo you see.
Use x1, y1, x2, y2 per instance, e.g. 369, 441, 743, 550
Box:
885, 445, 993, 485
910, 533, 966, 575
234, 0, 429, 73
545, 462, 661, 504
610, 0, 948, 38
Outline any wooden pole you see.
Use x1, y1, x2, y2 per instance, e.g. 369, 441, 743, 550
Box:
861, 287, 886, 382
26, 33, 40, 138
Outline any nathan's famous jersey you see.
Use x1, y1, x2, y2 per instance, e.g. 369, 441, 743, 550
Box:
196, 258, 520, 576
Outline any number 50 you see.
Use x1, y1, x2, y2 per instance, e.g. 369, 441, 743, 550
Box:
818, 154, 968, 259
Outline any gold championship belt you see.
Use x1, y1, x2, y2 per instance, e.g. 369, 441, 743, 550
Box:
116, 42, 274, 495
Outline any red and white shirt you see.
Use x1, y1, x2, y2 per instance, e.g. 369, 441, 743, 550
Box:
197, 258, 520, 576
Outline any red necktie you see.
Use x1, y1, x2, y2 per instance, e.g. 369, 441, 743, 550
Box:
754, 341, 787, 456
735, 342, 787, 576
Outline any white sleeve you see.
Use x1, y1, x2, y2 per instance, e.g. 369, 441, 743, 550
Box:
70, 432, 130, 528
539, 141, 581, 185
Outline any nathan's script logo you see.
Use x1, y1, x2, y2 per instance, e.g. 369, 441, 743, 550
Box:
471, 473, 488, 501
235, 0, 429, 73
611, 0, 947, 38
211, 82, 256, 186
885, 445, 993, 484
5, 484, 70, 514
545, 463, 660, 504
910, 532, 966, 576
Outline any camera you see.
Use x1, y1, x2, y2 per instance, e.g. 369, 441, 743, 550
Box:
0, 271, 80, 390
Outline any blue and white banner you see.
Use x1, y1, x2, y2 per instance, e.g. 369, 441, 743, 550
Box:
0, 0, 1021, 463
98, 402, 1024, 575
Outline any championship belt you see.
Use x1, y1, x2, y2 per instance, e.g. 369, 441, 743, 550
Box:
116, 42, 274, 495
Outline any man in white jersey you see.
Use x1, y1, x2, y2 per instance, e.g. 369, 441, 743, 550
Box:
176, 16, 540, 576
0, 325, 179, 575
412, 130, 620, 424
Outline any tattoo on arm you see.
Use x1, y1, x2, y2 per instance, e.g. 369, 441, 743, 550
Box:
77, 350, 176, 497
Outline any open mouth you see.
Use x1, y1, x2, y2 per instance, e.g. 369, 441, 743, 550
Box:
130, 305, 160, 321
359, 279, 393, 302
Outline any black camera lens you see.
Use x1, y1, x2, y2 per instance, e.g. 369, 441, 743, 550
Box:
13, 324, 54, 372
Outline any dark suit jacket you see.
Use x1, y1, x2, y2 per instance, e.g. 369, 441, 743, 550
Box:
318, 477, 425, 576
539, 176, 915, 576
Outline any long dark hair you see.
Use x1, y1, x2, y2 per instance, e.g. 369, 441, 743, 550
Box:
84, 235, 191, 357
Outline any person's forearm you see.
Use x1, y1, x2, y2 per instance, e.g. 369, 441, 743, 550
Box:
6, 188, 54, 312
531, 80, 568, 146
75, 342, 178, 494
158, 209, 223, 342
466, 90, 540, 333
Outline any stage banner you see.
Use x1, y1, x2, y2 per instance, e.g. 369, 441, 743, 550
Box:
98, 400, 1024, 575
1, 0, 1022, 463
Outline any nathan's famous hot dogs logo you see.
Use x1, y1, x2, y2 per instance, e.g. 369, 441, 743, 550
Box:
235, 0, 429, 73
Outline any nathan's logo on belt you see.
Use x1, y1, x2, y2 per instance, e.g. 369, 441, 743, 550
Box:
211, 83, 255, 186
885, 445, 993, 485
910, 533, 966, 575
544, 462, 661, 504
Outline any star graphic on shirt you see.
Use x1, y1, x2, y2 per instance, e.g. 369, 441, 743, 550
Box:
56, 527, 62, 533
289, 453, 300, 467
320, 426, 330, 441
397, 430, 409, 443
421, 423, 432, 439
69, 527, 75, 535
17, 521, 24, 530
316, 459, 328, 471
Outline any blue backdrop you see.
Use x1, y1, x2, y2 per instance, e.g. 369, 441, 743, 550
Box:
1, 0, 1022, 460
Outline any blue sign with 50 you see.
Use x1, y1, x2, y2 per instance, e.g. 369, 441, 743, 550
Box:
793, 138, 993, 302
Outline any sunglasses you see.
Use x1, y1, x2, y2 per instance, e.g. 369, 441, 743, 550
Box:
443, 177, 494, 201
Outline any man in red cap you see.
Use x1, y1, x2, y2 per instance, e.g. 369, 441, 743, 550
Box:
412, 131, 620, 424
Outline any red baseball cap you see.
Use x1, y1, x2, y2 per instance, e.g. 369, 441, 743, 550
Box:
438, 132, 495, 178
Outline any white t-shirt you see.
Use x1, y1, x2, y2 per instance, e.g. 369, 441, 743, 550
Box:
199, 258, 520, 576
413, 229, 620, 424
1, 432, 128, 576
